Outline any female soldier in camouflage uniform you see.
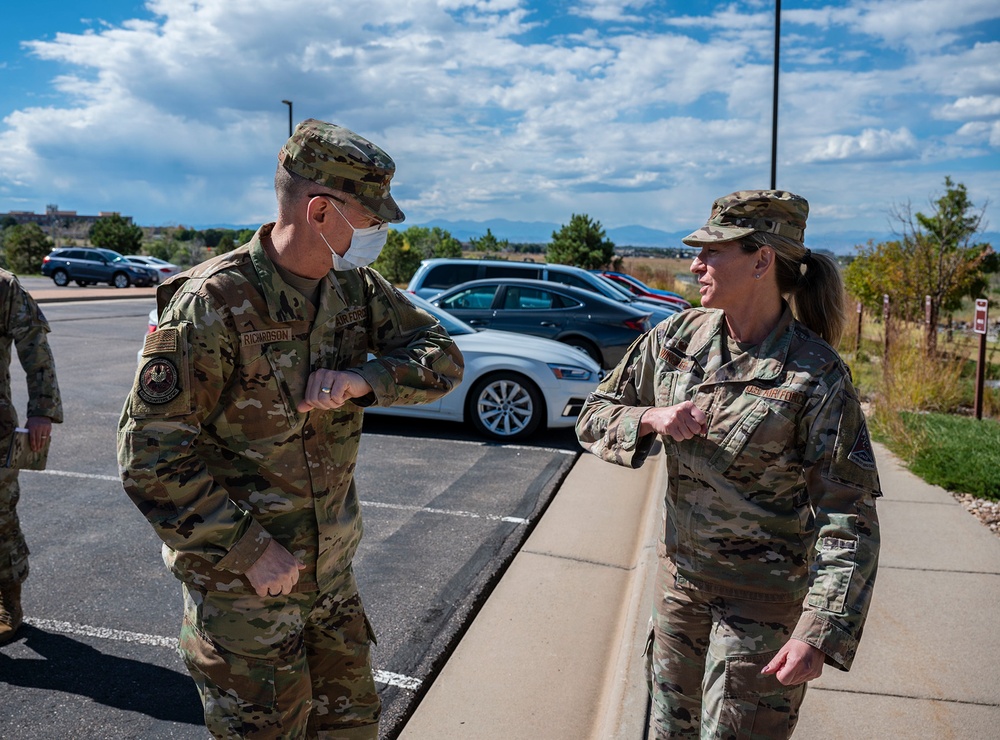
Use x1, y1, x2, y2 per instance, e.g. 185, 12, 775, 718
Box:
576, 191, 880, 738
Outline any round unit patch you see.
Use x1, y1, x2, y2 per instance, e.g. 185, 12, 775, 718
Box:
138, 357, 181, 404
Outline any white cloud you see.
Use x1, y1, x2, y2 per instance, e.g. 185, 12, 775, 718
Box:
803, 128, 920, 162
0, 0, 997, 236
938, 96, 1000, 121
569, 0, 655, 23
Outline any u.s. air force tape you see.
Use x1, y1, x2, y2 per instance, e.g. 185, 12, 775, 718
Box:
138, 357, 181, 404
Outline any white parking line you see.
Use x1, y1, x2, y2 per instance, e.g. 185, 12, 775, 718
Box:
361, 499, 529, 525
24, 617, 423, 691
26, 617, 179, 648
23, 470, 531, 525
26, 469, 120, 482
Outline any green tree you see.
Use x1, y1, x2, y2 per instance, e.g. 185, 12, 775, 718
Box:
90, 213, 144, 254
4, 223, 53, 274
469, 228, 510, 258
844, 177, 995, 354
547, 214, 616, 270
146, 240, 174, 262
215, 234, 236, 254
371, 229, 422, 284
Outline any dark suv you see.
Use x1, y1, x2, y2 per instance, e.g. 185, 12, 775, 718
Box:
41, 247, 155, 288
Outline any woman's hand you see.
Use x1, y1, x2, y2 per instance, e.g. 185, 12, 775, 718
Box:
761, 639, 825, 685
639, 401, 707, 441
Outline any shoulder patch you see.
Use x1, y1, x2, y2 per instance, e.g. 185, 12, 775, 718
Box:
138, 357, 181, 404
143, 327, 178, 356
847, 421, 877, 471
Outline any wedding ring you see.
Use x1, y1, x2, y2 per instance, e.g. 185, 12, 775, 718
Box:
320, 387, 332, 394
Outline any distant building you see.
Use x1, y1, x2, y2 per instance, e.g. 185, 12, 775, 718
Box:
2, 204, 132, 240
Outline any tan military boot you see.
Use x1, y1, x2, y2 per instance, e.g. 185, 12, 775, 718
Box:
0, 582, 23, 645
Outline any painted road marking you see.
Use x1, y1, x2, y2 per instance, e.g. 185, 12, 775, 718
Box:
24, 617, 422, 690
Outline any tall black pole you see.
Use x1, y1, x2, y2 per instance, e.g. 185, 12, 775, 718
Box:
770, 0, 780, 190
281, 100, 293, 137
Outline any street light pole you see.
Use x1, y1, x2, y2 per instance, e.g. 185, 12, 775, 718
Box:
770, 0, 781, 190
281, 100, 293, 137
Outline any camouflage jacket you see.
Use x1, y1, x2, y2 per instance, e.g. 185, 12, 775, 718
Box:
0, 269, 63, 442
576, 306, 880, 671
117, 226, 463, 595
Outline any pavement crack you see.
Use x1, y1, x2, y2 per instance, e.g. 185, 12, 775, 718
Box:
812, 686, 999, 708
879, 565, 1000, 576
519, 549, 636, 571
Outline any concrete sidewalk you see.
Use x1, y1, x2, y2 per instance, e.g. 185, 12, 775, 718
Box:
399, 442, 1000, 739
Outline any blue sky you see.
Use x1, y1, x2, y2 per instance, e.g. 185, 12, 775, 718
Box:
1, 0, 998, 243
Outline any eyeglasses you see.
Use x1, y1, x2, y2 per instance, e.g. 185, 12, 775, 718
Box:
308, 193, 385, 228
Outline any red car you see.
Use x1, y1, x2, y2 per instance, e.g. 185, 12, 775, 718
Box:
595, 271, 692, 310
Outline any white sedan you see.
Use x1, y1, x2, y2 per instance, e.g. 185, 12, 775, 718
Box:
142, 295, 602, 442
366, 294, 603, 441
124, 255, 182, 283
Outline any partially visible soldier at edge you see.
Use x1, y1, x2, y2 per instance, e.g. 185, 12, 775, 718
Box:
577, 190, 881, 739
117, 119, 463, 738
0, 268, 62, 645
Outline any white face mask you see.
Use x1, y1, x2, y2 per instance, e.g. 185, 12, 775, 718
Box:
317, 196, 389, 271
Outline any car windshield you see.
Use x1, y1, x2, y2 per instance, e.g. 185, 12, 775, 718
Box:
98, 249, 126, 264
407, 294, 476, 336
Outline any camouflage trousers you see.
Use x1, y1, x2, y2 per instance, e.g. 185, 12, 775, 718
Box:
646, 556, 807, 739
0, 468, 28, 587
179, 565, 379, 739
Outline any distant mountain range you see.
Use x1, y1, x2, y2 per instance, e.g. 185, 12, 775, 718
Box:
193, 217, 999, 256
413, 218, 1000, 256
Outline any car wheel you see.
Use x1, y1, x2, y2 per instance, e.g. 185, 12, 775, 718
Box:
466, 372, 544, 442
52, 269, 70, 287
112, 272, 131, 288
561, 337, 602, 366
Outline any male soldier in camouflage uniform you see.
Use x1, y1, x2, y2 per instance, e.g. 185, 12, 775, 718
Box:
118, 120, 463, 738
0, 268, 62, 644
577, 191, 880, 738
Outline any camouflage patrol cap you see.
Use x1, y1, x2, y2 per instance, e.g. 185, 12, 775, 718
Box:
682, 190, 808, 246
278, 118, 405, 224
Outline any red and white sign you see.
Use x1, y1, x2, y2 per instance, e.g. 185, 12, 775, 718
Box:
973, 298, 989, 334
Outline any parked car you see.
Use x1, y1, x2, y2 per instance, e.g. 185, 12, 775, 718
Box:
142, 296, 603, 442
429, 278, 650, 369
367, 295, 602, 440
594, 270, 692, 310
41, 247, 156, 287
123, 255, 182, 283
407, 258, 679, 324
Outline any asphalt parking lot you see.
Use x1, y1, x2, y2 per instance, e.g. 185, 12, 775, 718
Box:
1, 296, 582, 739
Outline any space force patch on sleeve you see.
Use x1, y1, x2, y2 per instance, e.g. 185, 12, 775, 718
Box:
138, 357, 181, 404
847, 422, 877, 471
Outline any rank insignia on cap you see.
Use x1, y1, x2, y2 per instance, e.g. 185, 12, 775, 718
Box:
847, 422, 877, 470
138, 357, 181, 404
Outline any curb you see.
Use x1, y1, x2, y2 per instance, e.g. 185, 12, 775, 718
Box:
399, 445, 665, 740
31, 287, 157, 304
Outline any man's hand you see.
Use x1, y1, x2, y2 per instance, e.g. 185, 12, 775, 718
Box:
25, 416, 52, 453
244, 539, 305, 598
297, 369, 373, 412
639, 402, 707, 441
760, 638, 825, 685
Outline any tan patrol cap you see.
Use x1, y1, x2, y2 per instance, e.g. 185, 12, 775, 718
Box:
682, 190, 807, 245
278, 119, 405, 224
